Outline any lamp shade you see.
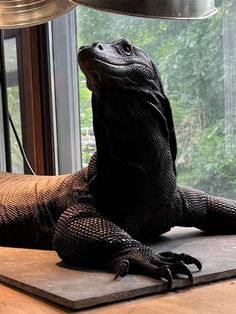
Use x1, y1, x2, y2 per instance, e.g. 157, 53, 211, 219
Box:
0, 0, 76, 29
72, 0, 218, 19
0, 0, 218, 29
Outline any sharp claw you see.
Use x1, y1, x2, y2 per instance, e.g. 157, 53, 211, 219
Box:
114, 271, 121, 280
175, 262, 193, 285
114, 259, 129, 280
159, 266, 173, 290
179, 254, 202, 271
192, 258, 202, 271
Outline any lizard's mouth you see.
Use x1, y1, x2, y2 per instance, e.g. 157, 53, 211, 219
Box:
78, 46, 103, 88
88, 71, 101, 87
78, 56, 118, 91
78, 46, 95, 63
80, 62, 102, 90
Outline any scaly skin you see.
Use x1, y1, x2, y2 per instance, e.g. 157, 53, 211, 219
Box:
0, 39, 236, 287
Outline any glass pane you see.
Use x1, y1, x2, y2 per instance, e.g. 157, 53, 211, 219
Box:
4, 37, 24, 173
76, 0, 236, 199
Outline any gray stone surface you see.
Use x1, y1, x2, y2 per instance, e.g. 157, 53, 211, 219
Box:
0, 227, 235, 310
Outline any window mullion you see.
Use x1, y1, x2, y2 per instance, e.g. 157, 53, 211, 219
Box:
50, 10, 82, 174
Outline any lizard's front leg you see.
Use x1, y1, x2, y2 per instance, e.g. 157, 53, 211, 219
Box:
177, 186, 236, 233
53, 201, 201, 288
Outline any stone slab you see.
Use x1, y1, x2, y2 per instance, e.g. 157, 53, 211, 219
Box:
0, 227, 235, 310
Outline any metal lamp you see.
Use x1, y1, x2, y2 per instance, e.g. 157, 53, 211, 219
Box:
0, 0, 218, 29
0, 0, 76, 29
72, 0, 218, 20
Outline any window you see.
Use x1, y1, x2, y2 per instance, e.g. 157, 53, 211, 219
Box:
0, 29, 24, 173
1, 27, 54, 175
4, 34, 23, 173
75, 0, 236, 199
2, 1, 234, 200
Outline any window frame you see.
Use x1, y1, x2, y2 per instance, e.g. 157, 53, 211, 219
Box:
1, 14, 82, 176
1, 26, 55, 175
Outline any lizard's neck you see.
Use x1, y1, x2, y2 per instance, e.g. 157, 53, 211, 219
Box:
89, 89, 176, 215
94, 90, 157, 171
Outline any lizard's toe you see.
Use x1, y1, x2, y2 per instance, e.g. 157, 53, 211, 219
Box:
114, 259, 130, 280
159, 251, 202, 271
178, 253, 202, 271
170, 261, 193, 285
157, 265, 173, 289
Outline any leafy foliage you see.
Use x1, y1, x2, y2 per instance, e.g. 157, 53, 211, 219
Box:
7, 86, 24, 173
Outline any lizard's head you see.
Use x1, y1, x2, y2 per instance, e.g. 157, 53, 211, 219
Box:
78, 38, 163, 94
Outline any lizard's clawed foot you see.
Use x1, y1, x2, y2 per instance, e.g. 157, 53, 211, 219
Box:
115, 258, 173, 289
112, 249, 201, 289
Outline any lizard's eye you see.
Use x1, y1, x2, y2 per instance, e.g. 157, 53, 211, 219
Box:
122, 43, 132, 55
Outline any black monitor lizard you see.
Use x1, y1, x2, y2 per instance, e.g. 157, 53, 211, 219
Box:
0, 39, 235, 288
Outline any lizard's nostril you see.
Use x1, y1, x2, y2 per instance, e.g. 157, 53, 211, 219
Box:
97, 44, 103, 50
